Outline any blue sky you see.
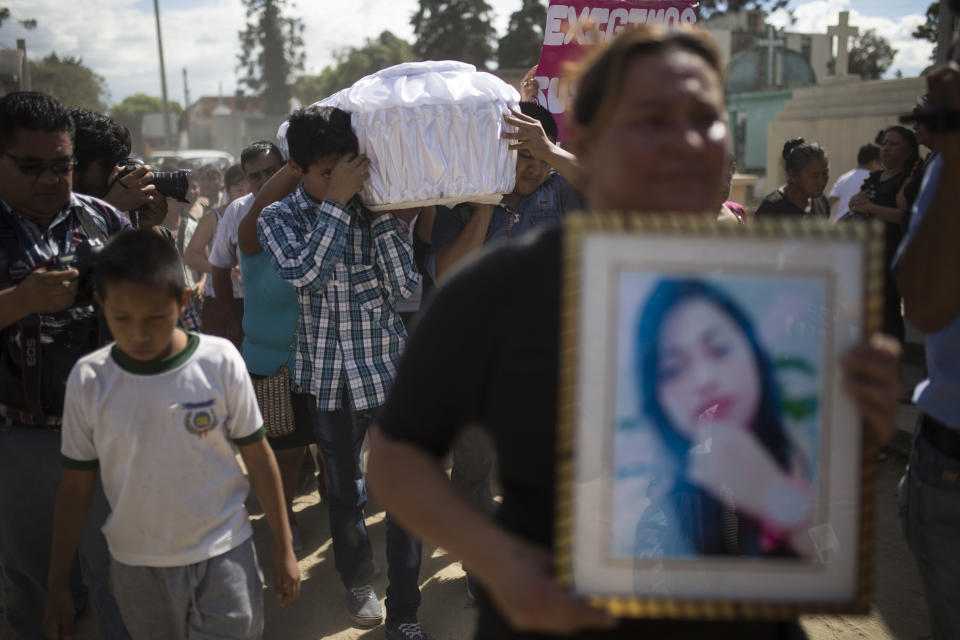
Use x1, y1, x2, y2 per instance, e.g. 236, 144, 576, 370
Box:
1, 0, 934, 107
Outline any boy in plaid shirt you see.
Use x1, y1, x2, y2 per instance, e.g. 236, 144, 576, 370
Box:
258, 106, 426, 639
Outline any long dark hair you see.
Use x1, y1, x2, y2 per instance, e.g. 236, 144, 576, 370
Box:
636, 279, 792, 556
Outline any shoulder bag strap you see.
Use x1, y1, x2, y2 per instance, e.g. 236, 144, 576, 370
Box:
75, 204, 107, 243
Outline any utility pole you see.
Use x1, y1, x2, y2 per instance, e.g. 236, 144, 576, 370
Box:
153, 0, 173, 149
17, 39, 31, 91
182, 67, 191, 147
937, 1, 956, 64
182, 67, 191, 112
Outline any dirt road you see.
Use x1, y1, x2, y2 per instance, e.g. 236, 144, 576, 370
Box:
3, 427, 931, 640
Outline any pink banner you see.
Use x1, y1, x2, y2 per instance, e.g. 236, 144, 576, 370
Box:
533, 0, 698, 141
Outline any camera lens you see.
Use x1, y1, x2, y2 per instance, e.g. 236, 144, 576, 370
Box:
153, 169, 191, 203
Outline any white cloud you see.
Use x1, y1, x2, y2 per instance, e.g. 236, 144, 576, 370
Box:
768, 1, 934, 78
3, 0, 247, 105
2, 0, 935, 107
2, 0, 522, 106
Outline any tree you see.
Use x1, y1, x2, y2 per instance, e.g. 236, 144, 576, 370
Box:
411, 0, 496, 70
497, 0, 547, 70
110, 93, 183, 156
237, 0, 305, 115
848, 29, 897, 80
29, 54, 108, 112
0, 7, 37, 30
293, 31, 416, 104
697, 0, 788, 19
913, 2, 939, 61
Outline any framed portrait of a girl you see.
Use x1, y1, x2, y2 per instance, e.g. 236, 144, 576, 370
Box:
556, 213, 884, 619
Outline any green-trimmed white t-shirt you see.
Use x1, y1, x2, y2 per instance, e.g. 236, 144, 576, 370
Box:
61, 333, 265, 567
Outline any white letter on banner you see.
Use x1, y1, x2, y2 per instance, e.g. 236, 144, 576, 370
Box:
681, 7, 697, 23
535, 76, 549, 106
649, 9, 667, 23
565, 5, 591, 45
628, 8, 648, 24
607, 8, 629, 38
588, 8, 610, 43
665, 7, 680, 23
544, 4, 567, 46
547, 76, 570, 114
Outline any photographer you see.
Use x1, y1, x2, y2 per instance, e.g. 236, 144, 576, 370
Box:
68, 107, 167, 230
0, 93, 130, 639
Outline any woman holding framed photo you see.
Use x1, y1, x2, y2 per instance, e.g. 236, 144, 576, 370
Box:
369, 24, 901, 640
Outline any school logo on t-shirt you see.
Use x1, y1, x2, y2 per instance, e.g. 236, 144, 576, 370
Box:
179, 399, 220, 438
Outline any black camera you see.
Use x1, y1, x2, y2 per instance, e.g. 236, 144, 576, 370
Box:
51, 238, 104, 308
117, 158, 191, 203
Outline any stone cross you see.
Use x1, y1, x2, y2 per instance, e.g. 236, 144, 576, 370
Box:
827, 11, 859, 76
757, 25, 785, 87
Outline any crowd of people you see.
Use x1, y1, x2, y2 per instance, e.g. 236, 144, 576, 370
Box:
0, 19, 956, 640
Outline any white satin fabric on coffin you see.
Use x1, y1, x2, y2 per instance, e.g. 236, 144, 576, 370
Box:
278, 61, 520, 211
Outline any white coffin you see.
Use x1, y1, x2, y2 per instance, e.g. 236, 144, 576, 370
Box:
278, 61, 520, 211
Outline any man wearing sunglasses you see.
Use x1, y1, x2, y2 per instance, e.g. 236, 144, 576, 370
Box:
0, 92, 131, 639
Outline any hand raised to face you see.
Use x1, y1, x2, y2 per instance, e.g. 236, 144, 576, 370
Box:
325, 153, 371, 207
501, 109, 554, 160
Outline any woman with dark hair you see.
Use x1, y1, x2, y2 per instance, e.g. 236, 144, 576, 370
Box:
755, 138, 830, 219
849, 125, 920, 222
635, 279, 812, 560
848, 125, 921, 342
367, 24, 901, 640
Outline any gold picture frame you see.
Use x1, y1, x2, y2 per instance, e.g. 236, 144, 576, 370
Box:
555, 213, 885, 620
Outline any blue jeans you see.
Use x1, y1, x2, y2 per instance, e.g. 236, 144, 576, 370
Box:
0, 424, 129, 640
900, 430, 960, 640
309, 394, 422, 621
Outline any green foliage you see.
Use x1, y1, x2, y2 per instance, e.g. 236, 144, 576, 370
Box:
237, 0, 305, 115
293, 31, 416, 104
774, 355, 818, 421
914, 3, 939, 44
0, 7, 37, 29
497, 0, 547, 70
110, 93, 183, 155
780, 396, 818, 421
913, 2, 939, 62
849, 29, 898, 80
773, 355, 817, 376
697, 0, 789, 19
411, 0, 496, 70
29, 53, 109, 113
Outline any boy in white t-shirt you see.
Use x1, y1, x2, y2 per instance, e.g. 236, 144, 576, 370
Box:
43, 230, 300, 640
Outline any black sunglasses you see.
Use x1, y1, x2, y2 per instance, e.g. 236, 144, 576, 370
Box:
3, 151, 77, 178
